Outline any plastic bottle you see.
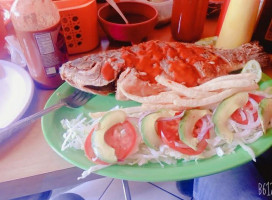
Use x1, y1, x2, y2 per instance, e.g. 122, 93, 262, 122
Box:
252, 0, 272, 53
0, 6, 7, 58
10, 0, 67, 89
215, 0, 230, 36
215, 0, 260, 49
171, 0, 209, 42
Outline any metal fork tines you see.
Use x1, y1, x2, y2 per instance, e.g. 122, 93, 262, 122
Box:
0, 89, 94, 136
63, 89, 93, 108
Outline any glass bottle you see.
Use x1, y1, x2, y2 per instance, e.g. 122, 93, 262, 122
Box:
10, 0, 67, 89
171, 0, 209, 42
252, 0, 272, 53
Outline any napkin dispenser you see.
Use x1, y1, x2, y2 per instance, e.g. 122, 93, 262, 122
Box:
53, 0, 99, 55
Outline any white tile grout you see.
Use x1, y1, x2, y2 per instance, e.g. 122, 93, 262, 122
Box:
49, 178, 191, 200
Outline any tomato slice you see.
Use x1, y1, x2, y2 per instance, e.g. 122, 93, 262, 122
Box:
157, 117, 210, 155
104, 120, 137, 161
84, 120, 137, 164
231, 93, 264, 125
84, 127, 109, 165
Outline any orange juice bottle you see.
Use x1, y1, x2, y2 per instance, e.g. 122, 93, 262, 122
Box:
10, 0, 67, 89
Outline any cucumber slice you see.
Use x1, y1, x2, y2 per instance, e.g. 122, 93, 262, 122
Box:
258, 98, 272, 133
140, 110, 174, 150
179, 109, 211, 150
91, 110, 126, 163
212, 92, 249, 143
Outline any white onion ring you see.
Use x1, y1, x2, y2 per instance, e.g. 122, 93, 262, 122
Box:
197, 115, 213, 142
158, 111, 185, 121
160, 130, 189, 148
248, 97, 259, 113
239, 109, 247, 121
137, 111, 154, 132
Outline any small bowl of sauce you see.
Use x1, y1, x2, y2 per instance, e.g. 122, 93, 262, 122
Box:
98, 1, 158, 43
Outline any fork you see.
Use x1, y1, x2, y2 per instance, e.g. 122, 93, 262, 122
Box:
0, 89, 93, 137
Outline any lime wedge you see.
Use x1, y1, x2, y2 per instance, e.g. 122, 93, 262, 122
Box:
260, 80, 272, 94
195, 36, 218, 46
241, 59, 262, 83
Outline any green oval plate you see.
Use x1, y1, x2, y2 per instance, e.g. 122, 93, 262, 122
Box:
42, 82, 272, 182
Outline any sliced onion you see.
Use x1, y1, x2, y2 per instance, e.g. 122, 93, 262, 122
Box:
248, 97, 259, 113
206, 136, 223, 147
239, 109, 247, 121
244, 131, 263, 144
197, 115, 213, 141
174, 141, 189, 148
250, 91, 272, 99
234, 129, 251, 138
160, 130, 188, 148
237, 140, 256, 162
230, 110, 260, 130
137, 111, 154, 132
159, 111, 185, 121
216, 147, 224, 157
127, 117, 139, 128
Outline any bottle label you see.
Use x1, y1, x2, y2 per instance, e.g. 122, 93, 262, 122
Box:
265, 19, 272, 42
33, 24, 67, 77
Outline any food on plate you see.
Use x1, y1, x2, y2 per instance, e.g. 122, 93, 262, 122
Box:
258, 98, 272, 133
241, 59, 262, 83
179, 109, 211, 150
260, 80, 272, 94
212, 92, 249, 143
59, 40, 270, 97
58, 38, 271, 177
60, 89, 272, 179
59, 65, 272, 178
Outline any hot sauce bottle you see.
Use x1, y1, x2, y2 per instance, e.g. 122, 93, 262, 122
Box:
252, 0, 272, 53
171, 0, 209, 42
10, 0, 67, 89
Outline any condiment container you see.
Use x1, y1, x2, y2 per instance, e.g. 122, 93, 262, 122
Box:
10, 0, 67, 89
252, 0, 272, 53
215, 0, 260, 49
0, 6, 7, 58
53, 0, 99, 55
171, 0, 209, 42
215, 0, 230, 35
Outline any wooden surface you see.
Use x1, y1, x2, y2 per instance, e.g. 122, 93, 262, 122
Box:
0, 12, 271, 200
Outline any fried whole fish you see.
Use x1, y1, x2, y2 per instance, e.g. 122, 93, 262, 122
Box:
60, 40, 270, 96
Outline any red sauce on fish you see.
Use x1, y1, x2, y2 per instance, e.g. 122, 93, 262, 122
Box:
117, 41, 229, 86
101, 62, 115, 81
168, 60, 198, 87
